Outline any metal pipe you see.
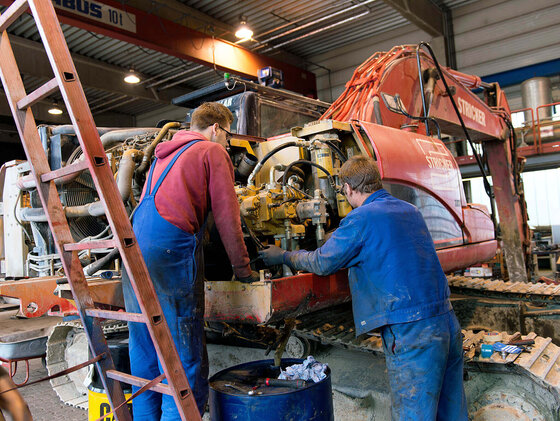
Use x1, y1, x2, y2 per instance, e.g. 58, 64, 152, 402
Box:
260, 11, 370, 52
269, 164, 286, 186
447, 68, 492, 90
90, 95, 128, 112
244, 0, 358, 43
100, 127, 161, 149
116, 149, 142, 202
253, 0, 374, 51
135, 122, 181, 178
50, 125, 116, 136
19, 201, 106, 222
145, 65, 204, 89
93, 98, 138, 115
18, 128, 161, 191
16, 169, 88, 191
157, 69, 215, 91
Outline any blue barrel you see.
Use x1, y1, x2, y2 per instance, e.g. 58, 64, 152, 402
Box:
209, 358, 333, 421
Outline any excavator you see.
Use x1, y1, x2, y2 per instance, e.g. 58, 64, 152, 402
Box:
2, 43, 560, 419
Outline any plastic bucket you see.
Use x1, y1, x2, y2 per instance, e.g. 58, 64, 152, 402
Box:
209, 358, 334, 421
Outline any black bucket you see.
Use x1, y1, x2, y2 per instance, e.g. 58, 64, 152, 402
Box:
209, 358, 334, 421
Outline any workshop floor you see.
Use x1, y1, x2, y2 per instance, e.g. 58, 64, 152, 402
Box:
2, 343, 383, 420
4, 357, 88, 420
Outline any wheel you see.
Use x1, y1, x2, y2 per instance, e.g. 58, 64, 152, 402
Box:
285, 335, 313, 359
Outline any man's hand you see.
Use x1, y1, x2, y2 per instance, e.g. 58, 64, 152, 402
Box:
236, 270, 260, 283
258, 245, 286, 266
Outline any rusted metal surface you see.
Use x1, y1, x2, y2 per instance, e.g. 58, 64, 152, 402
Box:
205, 271, 351, 324
484, 140, 529, 283
56, 278, 124, 310
0, 277, 76, 317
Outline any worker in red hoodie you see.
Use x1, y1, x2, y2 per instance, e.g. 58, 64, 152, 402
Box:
121, 102, 258, 420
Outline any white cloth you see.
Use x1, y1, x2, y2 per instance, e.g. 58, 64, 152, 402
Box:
278, 356, 328, 383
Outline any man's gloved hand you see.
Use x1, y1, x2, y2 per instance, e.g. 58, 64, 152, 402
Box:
236, 270, 260, 283
258, 245, 286, 266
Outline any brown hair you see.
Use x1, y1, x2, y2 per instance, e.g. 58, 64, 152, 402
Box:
340, 155, 382, 194
190, 102, 234, 130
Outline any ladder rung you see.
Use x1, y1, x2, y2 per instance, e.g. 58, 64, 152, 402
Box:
17, 77, 59, 110
0, 0, 28, 33
85, 308, 146, 323
63, 239, 116, 251
106, 370, 171, 395
41, 159, 89, 183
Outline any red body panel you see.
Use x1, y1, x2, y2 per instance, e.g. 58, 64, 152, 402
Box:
360, 121, 465, 223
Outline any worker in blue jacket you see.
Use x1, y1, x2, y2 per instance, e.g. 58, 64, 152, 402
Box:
259, 155, 468, 421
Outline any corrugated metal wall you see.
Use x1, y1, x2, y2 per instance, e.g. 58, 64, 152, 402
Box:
310, 0, 560, 105
453, 0, 560, 110
453, 0, 560, 77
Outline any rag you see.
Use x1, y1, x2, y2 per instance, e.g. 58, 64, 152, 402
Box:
278, 356, 328, 383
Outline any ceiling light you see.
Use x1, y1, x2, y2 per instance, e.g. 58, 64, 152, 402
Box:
48, 101, 63, 115
124, 67, 140, 84
235, 16, 253, 40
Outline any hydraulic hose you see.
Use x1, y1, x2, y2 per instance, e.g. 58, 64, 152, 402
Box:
85, 248, 119, 276
247, 142, 299, 186
416, 42, 493, 202
281, 159, 335, 189
322, 141, 347, 163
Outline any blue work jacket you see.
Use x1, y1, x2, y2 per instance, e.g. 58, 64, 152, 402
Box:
285, 189, 452, 336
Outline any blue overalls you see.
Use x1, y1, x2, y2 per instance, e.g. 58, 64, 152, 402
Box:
122, 141, 208, 419
286, 189, 468, 420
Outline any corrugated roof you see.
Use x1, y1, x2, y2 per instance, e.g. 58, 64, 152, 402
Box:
0, 0, 478, 117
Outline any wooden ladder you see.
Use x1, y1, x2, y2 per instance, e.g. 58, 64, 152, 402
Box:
0, 2, 201, 420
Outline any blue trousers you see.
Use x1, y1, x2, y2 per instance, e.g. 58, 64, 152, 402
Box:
380, 311, 468, 421
122, 141, 208, 420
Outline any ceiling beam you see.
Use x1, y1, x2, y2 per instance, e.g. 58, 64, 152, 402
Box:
0, 91, 135, 126
0, 0, 317, 97
8, 35, 190, 104
381, 0, 443, 37
125, 0, 234, 39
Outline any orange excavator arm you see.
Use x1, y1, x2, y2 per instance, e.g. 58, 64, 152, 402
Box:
321, 43, 530, 281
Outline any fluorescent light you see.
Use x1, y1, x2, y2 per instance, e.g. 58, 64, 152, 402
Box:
235, 17, 253, 40
124, 68, 140, 84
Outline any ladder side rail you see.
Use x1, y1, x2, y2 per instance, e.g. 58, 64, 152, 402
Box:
27, 2, 201, 419
0, 30, 131, 421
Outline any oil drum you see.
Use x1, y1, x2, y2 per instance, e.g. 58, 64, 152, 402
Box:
209, 358, 333, 421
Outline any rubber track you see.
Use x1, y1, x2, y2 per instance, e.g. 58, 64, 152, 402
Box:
46, 321, 127, 409
447, 275, 560, 304
294, 305, 560, 396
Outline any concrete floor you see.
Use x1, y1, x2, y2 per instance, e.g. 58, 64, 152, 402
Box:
3, 357, 88, 421
1, 342, 386, 420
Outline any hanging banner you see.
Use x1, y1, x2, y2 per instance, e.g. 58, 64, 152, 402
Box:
52, 0, 137, 33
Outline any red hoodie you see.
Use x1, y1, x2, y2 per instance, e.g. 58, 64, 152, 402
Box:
142, 130, 251, 278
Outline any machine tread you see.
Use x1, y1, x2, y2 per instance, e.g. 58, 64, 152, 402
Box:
447, 275, 560, 304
